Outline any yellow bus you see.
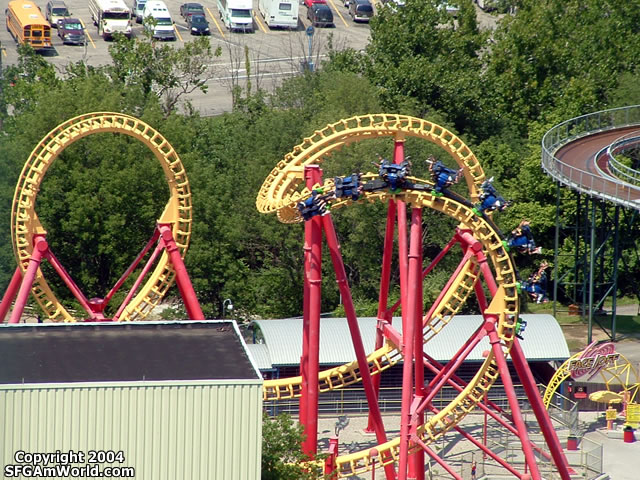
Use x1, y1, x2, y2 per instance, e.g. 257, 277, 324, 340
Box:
5, 0, 52, 50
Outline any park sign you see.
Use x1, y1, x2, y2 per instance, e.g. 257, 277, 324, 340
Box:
568, 342, 620, 381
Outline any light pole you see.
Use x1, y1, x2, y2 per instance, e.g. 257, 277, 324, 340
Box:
306, 25, 315, 72
222, 298, 234, 318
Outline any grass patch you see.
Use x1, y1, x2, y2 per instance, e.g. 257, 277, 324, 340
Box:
521, 299, 640, 332
609, 315, 640, 333
566, 339, 585, 352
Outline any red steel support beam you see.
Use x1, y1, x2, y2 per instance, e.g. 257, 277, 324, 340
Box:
417, 325, 486, 414
322, 213, 395, 479
44, 247, 104, 319
9, 235, 47, 324
422, 249, 474, 328
408, 207, 425, 480
302, 166, 323, 457
103, 229, 161, 306
510, 339, 572, 480
158, 224, 205, 320
0, 267, 23, 323
398, 206, 421, 480
486, 319, 542, 480
112, 242, 164, 322
366, 198, 397, 433
412, 435, 462, 480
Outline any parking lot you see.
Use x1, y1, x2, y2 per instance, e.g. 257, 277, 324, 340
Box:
0, 0, 372, 114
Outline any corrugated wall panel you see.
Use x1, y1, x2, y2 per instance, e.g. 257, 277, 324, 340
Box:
0, 381, 262, 480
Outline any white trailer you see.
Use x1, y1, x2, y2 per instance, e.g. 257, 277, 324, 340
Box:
217, 0, 254, 32
258, 0, 298, 30
88, 0, 132, 39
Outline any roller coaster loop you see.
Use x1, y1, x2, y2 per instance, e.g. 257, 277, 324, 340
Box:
257, 114, 573, 480
0, 112, 203, 323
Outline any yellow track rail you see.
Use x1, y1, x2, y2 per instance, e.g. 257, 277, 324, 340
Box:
258, 115, 519, 477
257, 113, 487, 223
11, 112, 192, 322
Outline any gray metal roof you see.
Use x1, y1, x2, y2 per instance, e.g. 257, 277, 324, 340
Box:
245, 343, 274, 371
251, 314, 569, 367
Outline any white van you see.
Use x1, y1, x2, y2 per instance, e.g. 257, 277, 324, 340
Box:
258, 0, 298, 30
143, 0, 176, 40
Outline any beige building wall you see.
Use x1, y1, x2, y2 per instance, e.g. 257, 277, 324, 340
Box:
0, 380, 262, 480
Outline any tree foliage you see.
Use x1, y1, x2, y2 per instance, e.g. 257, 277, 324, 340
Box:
261, 413, 320, 480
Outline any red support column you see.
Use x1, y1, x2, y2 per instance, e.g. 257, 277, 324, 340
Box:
0, 267, 23, 323
112, 243, 165, 321
324, 436, 338, 478
392, 137, 412, 480
366, 198, 397, 433
300, 217, 311, 445
408, 207, 425, 480
302, 166, 323, 457
412, 435, 463, 480
9, 235, 47, 324
486, 319, 542, 480
322, 213, 396, 480
510, 339, 572, 480
158, 224, 205, 320
44, 249, 102, 319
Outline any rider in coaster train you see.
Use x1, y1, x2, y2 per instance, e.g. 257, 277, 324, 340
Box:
507, 219, 542, 254
427, 155, 463, 196
522, 261, 550, 304
374, 155, 410, 191
474, 177, 510, 214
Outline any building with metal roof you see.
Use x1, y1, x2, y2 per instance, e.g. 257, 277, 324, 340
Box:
249, 314, 570, 415
249, 314, 570, 369
0, 321, 263, 480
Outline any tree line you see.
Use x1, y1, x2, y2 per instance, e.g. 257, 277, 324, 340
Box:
1, 0, 640, 321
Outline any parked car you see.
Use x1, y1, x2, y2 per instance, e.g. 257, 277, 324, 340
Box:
440, 2, 460, 17
45, 0, 70, 28
186, 13, 210, 35
57, 17, 86, 45
348, 0, 373, 22
133, 0, 148, 23
180, 2, 205, 19
304, 0, 326, 8
307, 3, 333, 27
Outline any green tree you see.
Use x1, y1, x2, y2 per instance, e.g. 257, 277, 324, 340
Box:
108, 34, 222, 116
363, 0, 491, 135
262, 413, 321, 480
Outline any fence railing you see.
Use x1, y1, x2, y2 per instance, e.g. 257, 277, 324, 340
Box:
606, 132, 640, 186
541, 105, 640, 210
581, 436, 604, 478
264, 384, 529, 416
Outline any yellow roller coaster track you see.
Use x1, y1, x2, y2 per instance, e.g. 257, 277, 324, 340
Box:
257, 114, 519, 478
543, 351, 640, 409
256, 113, 487, 223
11, 112, 192, 322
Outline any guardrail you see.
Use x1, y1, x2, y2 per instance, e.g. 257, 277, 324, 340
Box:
541, 105, 640, 210
606, 132, 640, 186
